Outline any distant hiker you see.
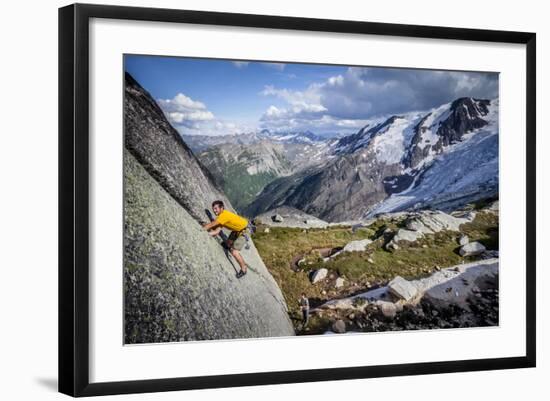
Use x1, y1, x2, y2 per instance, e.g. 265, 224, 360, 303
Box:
203, 200, 250, 279
300, 293, 310, 327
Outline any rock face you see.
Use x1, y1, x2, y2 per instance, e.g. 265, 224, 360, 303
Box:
124, 72, 227, 223
124, 73, 294, 343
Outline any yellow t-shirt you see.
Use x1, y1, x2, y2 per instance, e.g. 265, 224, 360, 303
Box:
215, 209, 248, 232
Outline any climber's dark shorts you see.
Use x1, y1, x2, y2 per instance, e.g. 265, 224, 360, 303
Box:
227, 231, 246, 251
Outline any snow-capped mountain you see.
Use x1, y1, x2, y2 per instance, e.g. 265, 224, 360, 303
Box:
264, 130, 325, 144
181, 132, 262, 153
245, 97, 499, 221
182, 129, 327, 154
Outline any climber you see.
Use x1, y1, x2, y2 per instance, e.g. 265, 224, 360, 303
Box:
203, 200, 250, 279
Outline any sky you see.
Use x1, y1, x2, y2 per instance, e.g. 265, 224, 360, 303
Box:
125, 55, 499, 137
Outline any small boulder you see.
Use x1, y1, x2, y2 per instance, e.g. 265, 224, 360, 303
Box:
335, 277, 345, 288
271, 214, 284, 223
459, 241, 486, 257
388, 276, 419, 302
454, 264, 467, 273
343, 238, 372, 252
392, 228, 424, 243
379, 302, 397, 319
386, 242, 400, 251
311, 268, 328, 284
332, 319, 346, 333
458, 234, 469, 246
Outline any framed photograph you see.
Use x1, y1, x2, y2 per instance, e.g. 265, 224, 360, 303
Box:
58, 3, 536, 397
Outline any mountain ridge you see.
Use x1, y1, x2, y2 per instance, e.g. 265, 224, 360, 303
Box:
245, 96, 499, 221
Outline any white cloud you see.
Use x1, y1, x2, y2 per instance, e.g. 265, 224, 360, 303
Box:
157, 93, 215, 128
173, 118, 256, 137
167, 110, 214, 123
319, 67, 498, 119
259, 67, 498, 134
157, 92, 254, 136
260, 84, 327, 124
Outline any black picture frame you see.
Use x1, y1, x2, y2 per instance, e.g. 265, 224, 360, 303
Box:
59, 3, 536, 397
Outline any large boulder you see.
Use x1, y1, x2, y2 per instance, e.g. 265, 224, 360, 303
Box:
388, 276, 419, 302
416, 210, 468, 232
459, 241, 486, 257
407, 210, 468, 234
124, 74, 294, 343
343, 238, 372, 252
311, 268, 328, 284
386, 228, 422, 250
255, 206, 328, 228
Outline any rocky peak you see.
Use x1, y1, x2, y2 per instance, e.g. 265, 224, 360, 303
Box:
404, 98, 492, 169
434, 97, 490, 149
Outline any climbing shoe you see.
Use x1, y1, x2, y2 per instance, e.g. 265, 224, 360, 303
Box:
236, 269, 247, 279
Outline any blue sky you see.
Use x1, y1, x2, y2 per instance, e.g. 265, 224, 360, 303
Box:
125, 55, 498, 137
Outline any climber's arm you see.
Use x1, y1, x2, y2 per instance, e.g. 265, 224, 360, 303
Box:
203, 220, 218, 230
203, 220, 222, 234
208, 227, 222, 237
